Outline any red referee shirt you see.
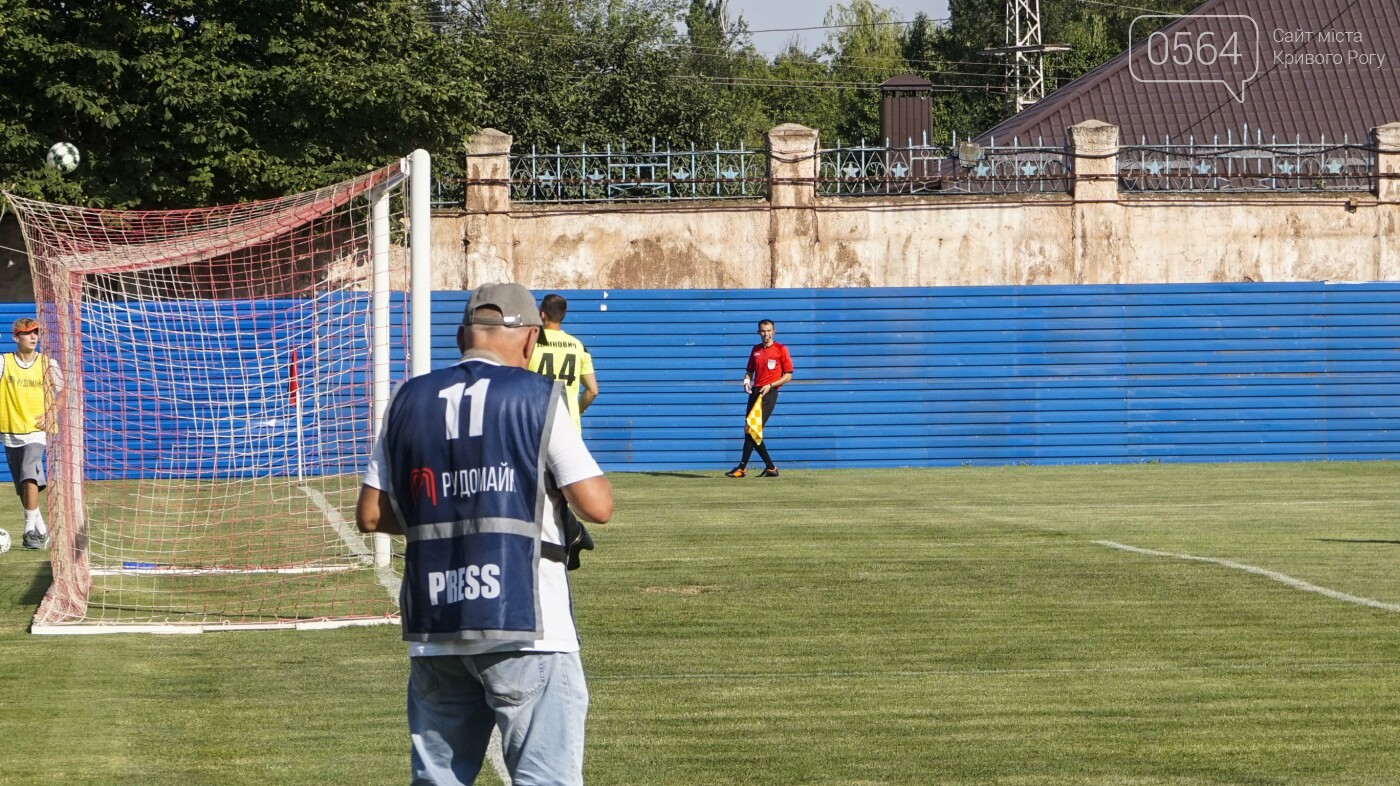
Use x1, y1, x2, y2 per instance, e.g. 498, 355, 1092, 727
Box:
747, 341, 793, 388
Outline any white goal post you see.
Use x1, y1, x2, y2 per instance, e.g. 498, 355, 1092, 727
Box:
3, 150, 432, 634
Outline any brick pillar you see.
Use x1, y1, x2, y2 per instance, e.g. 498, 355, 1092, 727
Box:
1374, 122, 1400, 280
1373, 122, 1400, 203
1068, 119, 1119, 202
463, 128, 515, 287
1068, 120, 1123, 282
766, 124, 820, 288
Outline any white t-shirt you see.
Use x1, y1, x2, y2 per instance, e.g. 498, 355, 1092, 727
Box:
362, 358, 603, 656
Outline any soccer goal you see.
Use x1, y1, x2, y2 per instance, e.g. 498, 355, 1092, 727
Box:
3, 151, 432, 634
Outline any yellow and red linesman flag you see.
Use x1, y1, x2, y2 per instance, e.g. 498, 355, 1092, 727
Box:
745, 392, 765, 445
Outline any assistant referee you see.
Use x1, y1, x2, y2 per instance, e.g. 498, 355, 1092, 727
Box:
726, 318, 793, 478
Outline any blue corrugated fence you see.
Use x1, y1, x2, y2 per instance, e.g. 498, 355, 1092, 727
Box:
4, 282, 1398, 481
0, 295, 406, 483
433, 284, 1400, 471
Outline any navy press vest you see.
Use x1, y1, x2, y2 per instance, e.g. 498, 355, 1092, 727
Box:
381, 358, 564, 643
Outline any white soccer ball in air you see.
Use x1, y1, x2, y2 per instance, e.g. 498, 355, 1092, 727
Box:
0, 528, 10, 554
46, 142, 80, 174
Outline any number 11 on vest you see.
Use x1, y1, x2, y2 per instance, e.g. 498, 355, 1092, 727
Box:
439, 379, 490, 439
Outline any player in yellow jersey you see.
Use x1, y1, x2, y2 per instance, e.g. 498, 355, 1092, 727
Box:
0, 318, 59, 549
528, 294, 599, 432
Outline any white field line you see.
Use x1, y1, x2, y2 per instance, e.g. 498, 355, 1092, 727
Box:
1094, 540, 1400, 613
807, 497, 1387, 506
297, 485, 497, 773
298, 485, 494, 768
92, 565, 356, 576
487, 730, 510, 784
589, 659, 1400, 682
754, 499, 1390, 516
602, 538, 1127, 562
298, 485, 400, 599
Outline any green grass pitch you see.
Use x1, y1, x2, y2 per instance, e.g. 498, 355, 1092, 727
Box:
1, 462, 1399, 784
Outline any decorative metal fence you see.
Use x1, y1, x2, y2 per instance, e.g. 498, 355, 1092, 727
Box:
1119, 135, 1375, 193
508, 141, 767, 203
430, 131, 1382, 207
433, 174, 465, 209
817, 137, 1070, 196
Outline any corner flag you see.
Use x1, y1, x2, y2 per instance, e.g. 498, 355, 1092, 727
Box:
745, 393, 764, 445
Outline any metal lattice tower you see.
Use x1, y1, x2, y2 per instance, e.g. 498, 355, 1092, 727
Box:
982, 0, 1069, 114
1007, 0, 1045, 112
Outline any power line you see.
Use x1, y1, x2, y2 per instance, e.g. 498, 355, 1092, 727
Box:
666, 73, 1012, 93
743, 17, 951, 35
668, 75, 886, 92
422, 6, 1028, 92
560, 71, 1010, 93
430, 4, 1047, 74
424, 5, 952, 34
1072, 0, 1184, 15
461, 25, 1006, 75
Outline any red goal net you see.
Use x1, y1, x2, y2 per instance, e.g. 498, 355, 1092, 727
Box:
5, 162, 416, 633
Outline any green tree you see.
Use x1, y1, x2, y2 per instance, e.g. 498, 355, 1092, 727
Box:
1042, 0, 1200, 89
1, 0, 483, 208
684, 0, 735, 77
899, 10, 1003, 144
458, 0, 761, 149
0, 0, 1212, 210
817, 0, 906, 144
748, 45, 842, 142
922, 0, 1020, 141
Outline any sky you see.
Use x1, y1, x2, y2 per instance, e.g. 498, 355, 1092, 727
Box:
724, 0, 952, 57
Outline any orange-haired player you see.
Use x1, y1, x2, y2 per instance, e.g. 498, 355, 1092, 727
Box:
0, 318, 59, 549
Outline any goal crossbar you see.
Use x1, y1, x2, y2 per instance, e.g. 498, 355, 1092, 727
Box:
5, 152, 430, 634
7, 167, 403, 275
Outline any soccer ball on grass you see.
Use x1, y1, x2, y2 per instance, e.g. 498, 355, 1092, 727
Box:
46, 142, 80, 174
0, 528, 10, 554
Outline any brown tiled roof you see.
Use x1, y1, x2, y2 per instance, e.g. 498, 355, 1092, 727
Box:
978, 0, 1400, 146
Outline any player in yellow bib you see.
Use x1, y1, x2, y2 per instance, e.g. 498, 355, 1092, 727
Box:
528, 294, 598, 433
0, 318, 59, 549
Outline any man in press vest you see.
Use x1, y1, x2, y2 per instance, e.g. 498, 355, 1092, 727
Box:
357, 283, 613, 786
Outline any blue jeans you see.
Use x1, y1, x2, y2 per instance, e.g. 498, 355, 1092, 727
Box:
408, 651, 589, 786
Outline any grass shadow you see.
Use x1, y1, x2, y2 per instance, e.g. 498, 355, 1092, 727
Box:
22, 560, 50, 606
0, 554, 50, 633
632, 471, 711, 479
1315, 538, 1400, 545
0, 554, 50, 607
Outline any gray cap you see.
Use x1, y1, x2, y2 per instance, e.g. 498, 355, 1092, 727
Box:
463, 282, 543, 328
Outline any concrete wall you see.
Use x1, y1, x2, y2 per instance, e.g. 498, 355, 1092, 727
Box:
441, 121, 1400, 291
4, 121, 1396, 298
445, 205, 771, 291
